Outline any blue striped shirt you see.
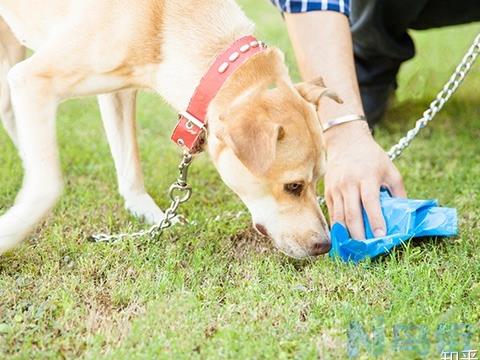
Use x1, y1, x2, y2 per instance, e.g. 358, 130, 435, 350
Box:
271, 0, 350, 17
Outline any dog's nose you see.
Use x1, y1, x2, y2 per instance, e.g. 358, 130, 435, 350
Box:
310, 241, 331, 256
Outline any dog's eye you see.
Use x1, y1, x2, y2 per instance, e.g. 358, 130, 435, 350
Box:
284, 182, 304, 196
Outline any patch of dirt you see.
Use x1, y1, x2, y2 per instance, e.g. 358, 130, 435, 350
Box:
227, 227, 274, 259
81, 286, 145, 347
204, 324, 218, 339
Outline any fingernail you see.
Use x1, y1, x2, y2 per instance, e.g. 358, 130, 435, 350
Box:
374, 228, 386, 237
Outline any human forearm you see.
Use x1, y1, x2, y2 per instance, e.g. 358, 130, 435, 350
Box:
284, 11, 370, 147
284, 11, 406, 240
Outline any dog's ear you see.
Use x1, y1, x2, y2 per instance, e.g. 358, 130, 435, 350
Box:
219, 116, 284, 176
295, 77, 343, 109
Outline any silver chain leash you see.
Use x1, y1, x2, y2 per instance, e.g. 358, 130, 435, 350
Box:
387, 32, 480, 161
90, 152, 193, 243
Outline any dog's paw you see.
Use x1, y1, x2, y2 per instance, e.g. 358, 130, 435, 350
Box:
0, 240, 17, 256
0, 213, 27, 256
124, 193, 165, 224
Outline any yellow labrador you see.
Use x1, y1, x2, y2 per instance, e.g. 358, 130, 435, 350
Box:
0, 0, 340, 258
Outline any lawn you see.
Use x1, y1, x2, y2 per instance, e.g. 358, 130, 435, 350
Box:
0, 1, 479, 359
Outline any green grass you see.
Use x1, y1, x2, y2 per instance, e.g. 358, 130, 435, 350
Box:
0, 1, 479, 359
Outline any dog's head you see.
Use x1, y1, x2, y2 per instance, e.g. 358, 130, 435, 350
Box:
207, 47, 341, 258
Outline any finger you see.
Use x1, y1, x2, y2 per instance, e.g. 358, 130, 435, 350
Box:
326, 191, 334, 225
361, 182, 386, 238
330, 191, 345, 227
343, 187, 365, 240
384, 168, 407, 198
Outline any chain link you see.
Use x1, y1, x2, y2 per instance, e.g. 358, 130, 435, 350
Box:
90, 152, 193, 243
387, 32, 480, 161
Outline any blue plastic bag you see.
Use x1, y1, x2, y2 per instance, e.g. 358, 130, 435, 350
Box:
329, 189, 458, 263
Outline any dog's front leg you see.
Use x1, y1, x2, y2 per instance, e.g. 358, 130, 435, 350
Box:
98, 91, 164, 224
0, 55, 63, 254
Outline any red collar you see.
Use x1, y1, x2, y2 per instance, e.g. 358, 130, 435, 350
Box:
171, 35, 267, 153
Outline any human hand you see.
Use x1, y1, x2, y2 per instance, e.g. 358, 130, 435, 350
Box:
323, 121, 406, 240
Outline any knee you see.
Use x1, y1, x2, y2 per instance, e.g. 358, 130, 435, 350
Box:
7, 63, 28, 89
7, 62, 53, 95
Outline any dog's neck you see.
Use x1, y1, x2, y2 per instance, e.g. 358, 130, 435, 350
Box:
154, 1, 255, 111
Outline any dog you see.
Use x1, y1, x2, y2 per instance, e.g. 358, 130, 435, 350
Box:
0, 0, 341, 258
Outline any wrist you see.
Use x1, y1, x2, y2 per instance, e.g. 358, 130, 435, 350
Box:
323, 119, 372, 150
317, 92, 368, 149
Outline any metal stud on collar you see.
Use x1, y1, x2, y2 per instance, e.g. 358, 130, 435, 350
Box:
218, 40, 262, 73
229, 52, 240, 62
239, 44, 250, 53
218, 62, 229, 74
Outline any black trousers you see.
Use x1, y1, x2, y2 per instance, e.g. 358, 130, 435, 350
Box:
350, 0, 480, 124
